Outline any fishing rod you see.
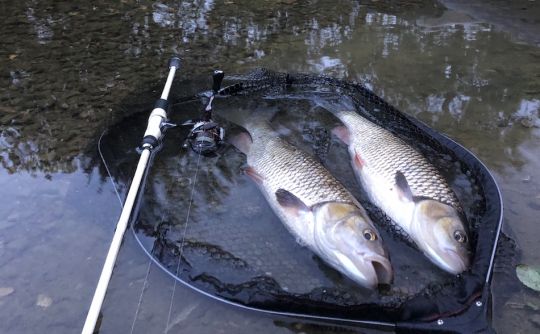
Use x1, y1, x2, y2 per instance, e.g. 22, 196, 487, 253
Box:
84, 59, 228, 333
81, 56, 181, 334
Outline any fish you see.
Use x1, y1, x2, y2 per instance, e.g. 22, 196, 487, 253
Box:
229, 118, 393, 289
331, 110, 470, 274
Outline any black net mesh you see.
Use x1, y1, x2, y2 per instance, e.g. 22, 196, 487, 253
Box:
99, 69, 502, 326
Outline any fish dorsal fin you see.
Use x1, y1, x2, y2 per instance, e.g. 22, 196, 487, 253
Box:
229, 131, 252, 154
395, 171, 414, 203
275, 189, 310, 217
332, 126, 350, 145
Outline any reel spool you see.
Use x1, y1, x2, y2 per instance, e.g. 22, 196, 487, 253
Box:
184, 120, 224, 155
183, 70, 225, 155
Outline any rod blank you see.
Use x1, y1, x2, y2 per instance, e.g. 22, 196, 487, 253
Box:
81, 57, 180, 334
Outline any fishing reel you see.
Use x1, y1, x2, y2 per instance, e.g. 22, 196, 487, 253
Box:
182, 70, 225, 155
183, 120, 224, 155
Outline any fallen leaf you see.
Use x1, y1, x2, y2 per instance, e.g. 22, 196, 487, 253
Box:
517, 264, 540, 292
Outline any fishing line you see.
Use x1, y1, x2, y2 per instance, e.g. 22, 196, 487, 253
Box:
129, 208, 169, 334
82, 57, 185, 334
97, 76, 211, 333
165, 151, 203, 333
130, 258, 153, 334
99, 128, 157, 334
98, 129, 124, 207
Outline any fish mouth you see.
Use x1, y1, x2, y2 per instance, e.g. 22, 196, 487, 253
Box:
347, 254, 393, 289
333, 251, 393, 289
440, 248, 469, 274
366, 254, 393, 286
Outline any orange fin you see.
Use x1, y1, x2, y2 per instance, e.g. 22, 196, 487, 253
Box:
332, 126, 350, 145
354, 149, 365, 169
244, 166, 265, 184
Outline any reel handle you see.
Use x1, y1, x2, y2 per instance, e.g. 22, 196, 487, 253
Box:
212, 70, 224, 94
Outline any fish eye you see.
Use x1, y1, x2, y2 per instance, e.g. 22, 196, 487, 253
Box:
453, 230, 467, 243
363, 229, 377, 241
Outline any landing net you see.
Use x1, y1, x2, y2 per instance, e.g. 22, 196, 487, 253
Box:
98, 69, 502, 327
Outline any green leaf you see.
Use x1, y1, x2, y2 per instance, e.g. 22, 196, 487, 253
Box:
516, 264, 540, 292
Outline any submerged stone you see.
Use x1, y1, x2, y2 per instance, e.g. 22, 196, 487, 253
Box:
36, 294, 53, 308
0, 287, 14, 298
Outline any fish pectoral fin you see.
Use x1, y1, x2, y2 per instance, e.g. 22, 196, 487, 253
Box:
332, 126, 351, 145
395, 171, 414, 203
354, 149, 365, 169
275, 189, 311, 217
229, 131, 253, 154
244, 166, 265, 184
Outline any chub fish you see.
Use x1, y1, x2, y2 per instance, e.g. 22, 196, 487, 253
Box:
230, 119, 393, 289
332, 110, 470, 274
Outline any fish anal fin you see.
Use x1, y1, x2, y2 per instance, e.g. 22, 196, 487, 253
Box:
395, 171, 414, 203
244, 166, 265, 184
275, 189, 310, 217
229, 132, 252, 154
332, 126, 351, 145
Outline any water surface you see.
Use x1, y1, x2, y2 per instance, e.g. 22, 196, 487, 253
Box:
1, 0, 539, 333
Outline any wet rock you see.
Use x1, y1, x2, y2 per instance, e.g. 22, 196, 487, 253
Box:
0, 287, 14, 298
505, 301, 525, 309
496, 117, 510, 128
527, 301, 540, 312
36, 294, 52, 308
528, 201, 540, 211
505, 296, 540, 312
530, 314, 540, 329
520, 117, 537, 128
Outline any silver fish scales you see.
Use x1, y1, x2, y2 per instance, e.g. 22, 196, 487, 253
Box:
247, 124, 354, 208
333, 110, 470, 274
334, 111, 460, 208
230, 118, 393, 288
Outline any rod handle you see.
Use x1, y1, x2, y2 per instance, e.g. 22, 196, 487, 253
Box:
212, 70, 224, 94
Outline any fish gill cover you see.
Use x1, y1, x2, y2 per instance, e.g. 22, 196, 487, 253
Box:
99, 69, 502, 326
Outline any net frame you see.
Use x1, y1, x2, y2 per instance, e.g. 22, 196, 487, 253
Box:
100, 69, 503, 333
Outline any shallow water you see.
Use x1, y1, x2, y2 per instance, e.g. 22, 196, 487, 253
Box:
1, 0, 539, 333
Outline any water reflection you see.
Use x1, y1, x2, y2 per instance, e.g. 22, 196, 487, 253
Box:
439, 0, 540, 46
308, 56, 346, 75
1, 0, 538, 176
25, 5, 54, 44
0, 0, 539, 333
515, 99, 540, 127
152, 0, 214, 42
